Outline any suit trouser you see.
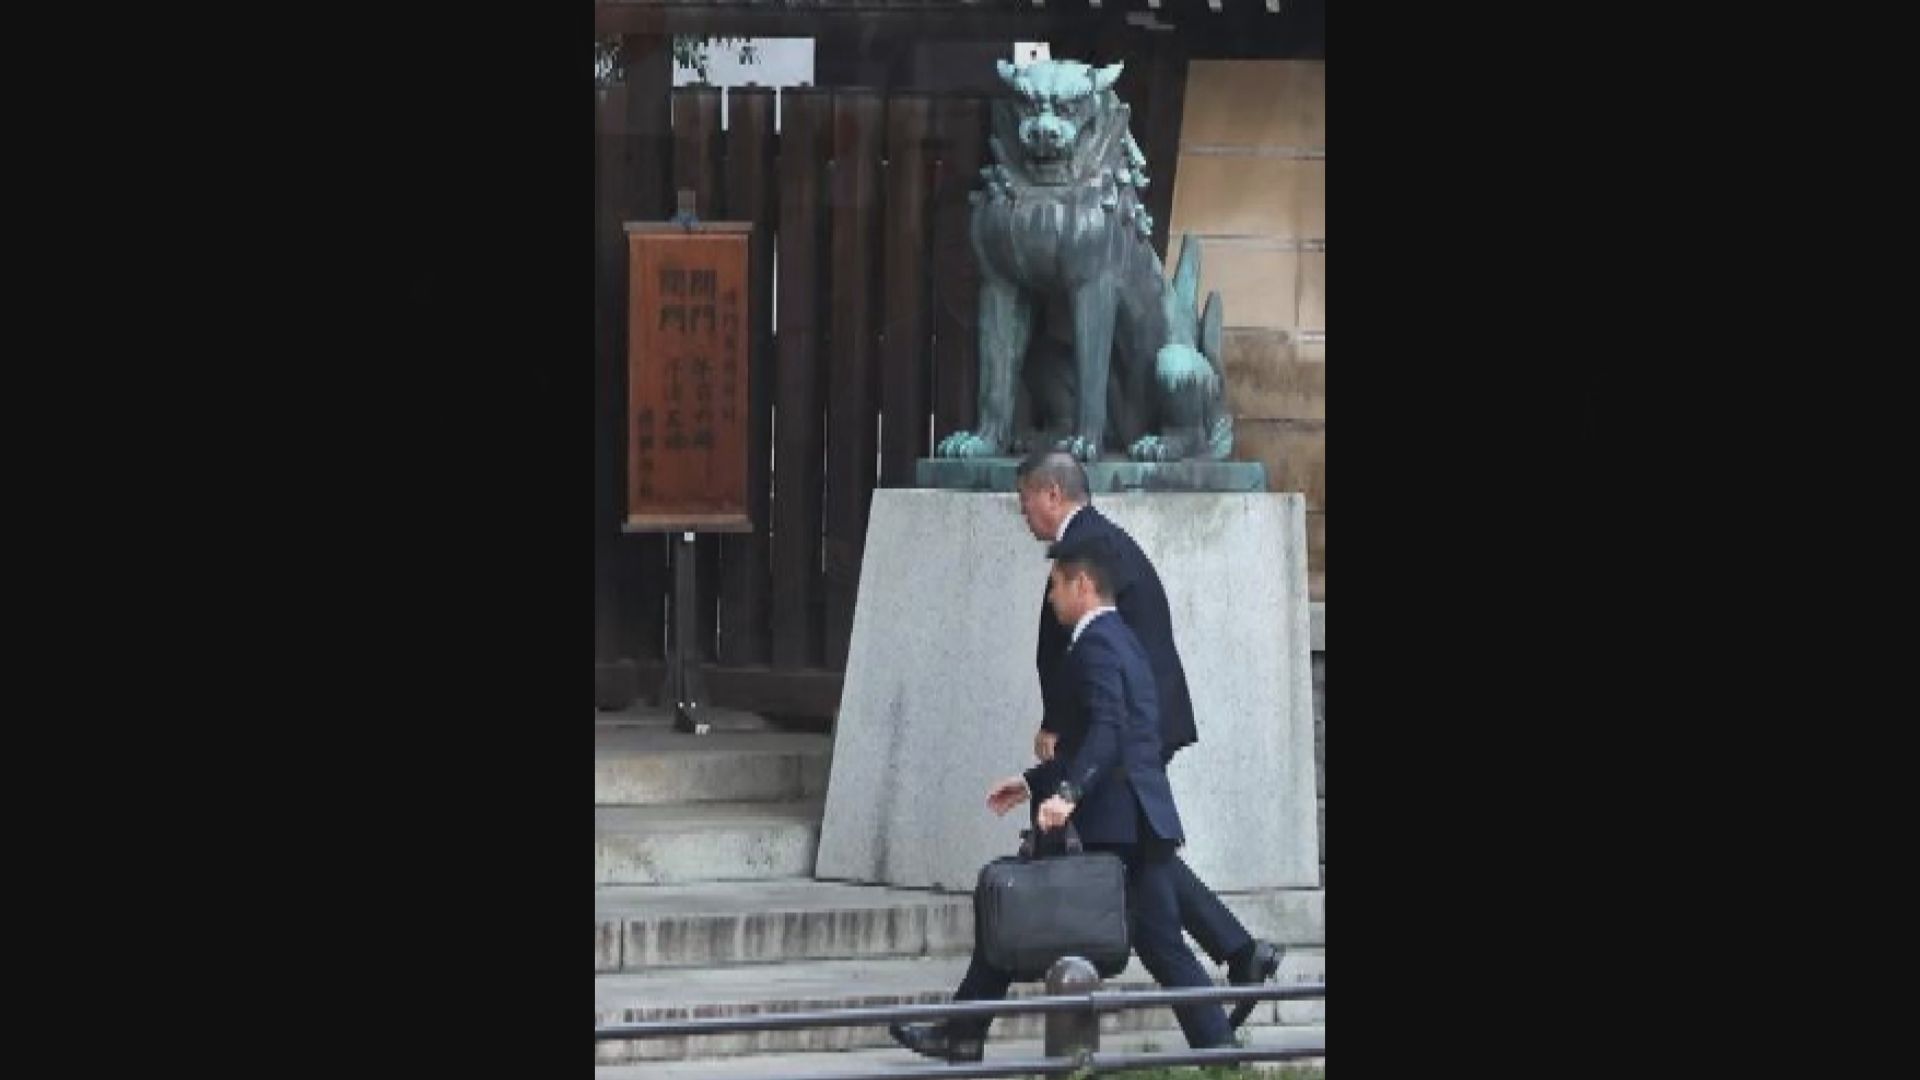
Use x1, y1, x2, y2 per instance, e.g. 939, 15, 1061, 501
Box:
950, 840, 1234, 1050
1167, 855, 1254, 965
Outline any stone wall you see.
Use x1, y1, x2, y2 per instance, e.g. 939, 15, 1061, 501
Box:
1313, 650, 1325, 886
1167, 60, 1327, 601
1310, 602, 1324, 886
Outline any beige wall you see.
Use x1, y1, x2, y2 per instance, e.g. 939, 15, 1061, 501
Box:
1166, 60, 1325, 599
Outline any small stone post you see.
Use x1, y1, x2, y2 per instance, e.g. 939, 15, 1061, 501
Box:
1044, 955, 1102, 1063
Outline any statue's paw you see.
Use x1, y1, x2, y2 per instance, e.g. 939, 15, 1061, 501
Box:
935, 431, 1001, 459
1056, 435, 1100, 463
1129, 435, 1176, 463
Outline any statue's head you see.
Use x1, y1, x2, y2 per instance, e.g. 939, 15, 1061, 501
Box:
994, 59, 1124, 186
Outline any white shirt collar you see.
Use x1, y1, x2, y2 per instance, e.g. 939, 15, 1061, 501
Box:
1071, 605, 1117, 647
1054, 503, 1086, 544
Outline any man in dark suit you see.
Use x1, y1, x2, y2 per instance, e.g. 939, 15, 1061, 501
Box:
889, 536, 1234, 1061
1017, 449, 1283, 1020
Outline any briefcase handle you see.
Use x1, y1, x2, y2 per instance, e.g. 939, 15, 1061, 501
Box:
1019, 823, 1085, 858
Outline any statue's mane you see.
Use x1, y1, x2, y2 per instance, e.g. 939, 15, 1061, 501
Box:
977, 88, 1156, 239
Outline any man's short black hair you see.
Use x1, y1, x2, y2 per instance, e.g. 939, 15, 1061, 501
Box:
1047, 531, 1119, 601
1016, 448, 1091, 503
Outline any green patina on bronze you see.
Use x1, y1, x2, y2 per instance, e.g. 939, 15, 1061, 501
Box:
935, 58, 1233, 465
915, 458, 1268, 494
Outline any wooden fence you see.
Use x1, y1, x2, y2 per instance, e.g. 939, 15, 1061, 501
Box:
596, 77, 997, 714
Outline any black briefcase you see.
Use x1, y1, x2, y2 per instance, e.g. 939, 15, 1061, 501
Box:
974, 825, 1130, 980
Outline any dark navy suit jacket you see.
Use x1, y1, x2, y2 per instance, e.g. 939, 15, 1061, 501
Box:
1037, 506, 1198, 758
1025, 612, 1185, 847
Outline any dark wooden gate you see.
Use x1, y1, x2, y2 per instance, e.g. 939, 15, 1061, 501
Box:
596, 73, 1002, 718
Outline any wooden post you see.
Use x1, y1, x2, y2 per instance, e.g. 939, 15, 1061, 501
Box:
718, 88, 778, 665
673, 88, 726, 662
770, 89, 831, 671
823, 90, 885, 670
879, 94, 936, 488
929, 96, 986, 444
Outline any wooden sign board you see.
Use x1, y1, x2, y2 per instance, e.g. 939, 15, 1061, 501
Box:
624, 222, 754, 533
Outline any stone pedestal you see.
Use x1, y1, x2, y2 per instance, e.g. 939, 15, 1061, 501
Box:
814, 488, 1318, 891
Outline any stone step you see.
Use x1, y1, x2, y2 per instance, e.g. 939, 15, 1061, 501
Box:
593, 949, 1326, 1064
596, 803, 823, 886
597, 879, 1325, 972
595, 1024, 1326, 1078
596, 729, 831, 806
596, 881, 969, 973
596, 705, 782, 734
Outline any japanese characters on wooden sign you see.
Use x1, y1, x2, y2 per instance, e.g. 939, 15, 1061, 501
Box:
624, 223, 754, 533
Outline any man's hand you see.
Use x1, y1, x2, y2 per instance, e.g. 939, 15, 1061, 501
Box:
1036, 795, 1076, 830
1033, 729, 1059, 762
987, 775, 1031, 816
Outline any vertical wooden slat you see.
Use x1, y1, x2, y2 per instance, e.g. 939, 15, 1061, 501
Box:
928, 96, 985, 445
822, 89, 884, 670
717, 88, 777, 665
771, 89, 831, 671
605, 35, 674, 668
878, 94, 935, 488
672, 87, 724, 210
672, 87, 724, 661
595, 85, 626, 665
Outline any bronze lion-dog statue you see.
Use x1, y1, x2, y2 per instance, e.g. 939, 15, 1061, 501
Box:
936, 59, 1231, 464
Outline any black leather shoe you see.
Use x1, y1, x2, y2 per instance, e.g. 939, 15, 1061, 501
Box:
888, 1021, 985, 1063
1226, 939, 1283, 1029
1228, 939, 1283, 985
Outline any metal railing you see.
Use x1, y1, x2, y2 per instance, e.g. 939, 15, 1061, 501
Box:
595, 955, 1327, 1079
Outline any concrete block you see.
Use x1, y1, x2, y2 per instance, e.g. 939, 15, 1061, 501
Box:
816, 490, 1319, 891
